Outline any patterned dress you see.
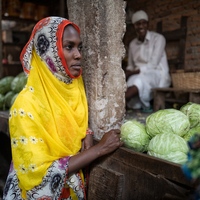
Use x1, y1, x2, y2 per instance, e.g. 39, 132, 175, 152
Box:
3, 16, 93, 200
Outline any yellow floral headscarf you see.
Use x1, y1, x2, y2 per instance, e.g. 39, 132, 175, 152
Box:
9, 17, 88, 196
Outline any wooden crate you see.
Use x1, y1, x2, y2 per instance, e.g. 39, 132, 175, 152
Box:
88, 140, 194, 200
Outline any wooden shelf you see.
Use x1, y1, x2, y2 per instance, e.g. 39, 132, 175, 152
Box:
2, 15, 37, 24
3, 63, 22, 67
165, 98, 187, 103
3, 42, 25, 47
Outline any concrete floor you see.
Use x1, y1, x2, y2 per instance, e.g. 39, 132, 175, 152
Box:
125, 108, 154, 124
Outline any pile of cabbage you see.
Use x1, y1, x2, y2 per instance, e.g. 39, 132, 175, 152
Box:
0, 72, 27, 110
121, 103, 200, 165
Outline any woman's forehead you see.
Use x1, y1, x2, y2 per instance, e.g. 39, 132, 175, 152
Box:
62, 25, 81, 41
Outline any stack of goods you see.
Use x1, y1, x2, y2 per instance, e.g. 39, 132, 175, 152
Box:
120, 102, 200, 165
0, 72, 27, 111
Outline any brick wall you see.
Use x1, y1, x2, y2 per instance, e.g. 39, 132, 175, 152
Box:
124, 0, 200, 69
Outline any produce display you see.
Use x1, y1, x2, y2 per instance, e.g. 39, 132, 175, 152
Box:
146, 109, 190, 138
180, 102, 200, 128
0, 72, 27, 110
147, 133, 188, 164
120, 120, 150, 152
121, 103, 200, 165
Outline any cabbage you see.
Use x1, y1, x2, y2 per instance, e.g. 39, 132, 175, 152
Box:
11, 75, 27, 93
4, 91, 15, 108
147, 133, 189, 164
183, 126, 200, 141
120, 120, 150, 152
180, 102, 200, 128
146, 109, 190, 138
10, 93, 19, 107
0, 94, 4, 109
0, 76, 14, 94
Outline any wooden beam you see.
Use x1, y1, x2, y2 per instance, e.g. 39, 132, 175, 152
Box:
0, 1, 2, 78
88, 165, 124, 200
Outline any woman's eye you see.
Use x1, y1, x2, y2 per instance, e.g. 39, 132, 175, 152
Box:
65, 45, 72, 50
78, 46, 83, 51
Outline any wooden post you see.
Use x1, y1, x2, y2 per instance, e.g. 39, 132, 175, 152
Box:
0, 0, 3, 78
67, 0, 127, 139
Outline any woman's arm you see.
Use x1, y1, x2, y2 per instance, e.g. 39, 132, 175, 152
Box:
68, 129, 123, 175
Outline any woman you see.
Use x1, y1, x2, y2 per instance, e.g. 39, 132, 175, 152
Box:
3, 17, 123, 200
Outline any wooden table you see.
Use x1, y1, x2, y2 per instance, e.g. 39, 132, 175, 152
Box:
152, 87, 200, 111
0, 111, 194, 199
0, 111, 9, 137
88, 140, 194, 200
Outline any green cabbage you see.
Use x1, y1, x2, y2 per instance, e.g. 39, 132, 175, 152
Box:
0, 76, 14, 94
11, 75, 27, 93
183, 126, 200, 141
147, 133, 189, 164
180, 102, 200, 128
120, 120, 150, 152
10, 93, 19, 107
146, 109, 190, 138
0, 94, 4, 109
4, 91, 16, 108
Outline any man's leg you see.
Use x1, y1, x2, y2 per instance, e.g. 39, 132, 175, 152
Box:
125, 85, 138, 101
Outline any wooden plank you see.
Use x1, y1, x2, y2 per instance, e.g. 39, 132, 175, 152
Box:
162, 28, 187, 42
89, 142, 194, 200
152, 88, 200, 93
168, 58, 183, 65
162, 193, 188, 200
153, 90, 165, 111
88, 165, 124, 200
93, 140, 192, 187
100, 159, 192, 200
189, 92, 200, 104
0, 1, 2, 78
0, 111, 9, 137
165, 98, 187, 103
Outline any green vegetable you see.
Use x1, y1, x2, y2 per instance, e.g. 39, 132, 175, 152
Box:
0, 76, 14, 94
0, 94, 4, 109
10, 93, 19, 107
180, 102, 200, 128
4, 91, 16, 108
120, 120, 150, 152
11, 76, 27, 93
183, 126, 200, 141
147, 133, 189, 164
16, 71, 25, 78
146, 109, 190, 138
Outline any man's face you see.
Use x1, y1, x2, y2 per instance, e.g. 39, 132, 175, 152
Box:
134, 19, 148, 41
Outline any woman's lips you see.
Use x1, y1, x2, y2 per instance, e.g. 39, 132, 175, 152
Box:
71, 65, 81, 70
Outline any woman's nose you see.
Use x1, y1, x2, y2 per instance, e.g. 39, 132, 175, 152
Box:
74, 48, 81, 59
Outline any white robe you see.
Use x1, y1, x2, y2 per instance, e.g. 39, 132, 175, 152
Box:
126, 31, 171, 109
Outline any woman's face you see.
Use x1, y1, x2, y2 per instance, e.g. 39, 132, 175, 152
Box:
62, 25, 82, 77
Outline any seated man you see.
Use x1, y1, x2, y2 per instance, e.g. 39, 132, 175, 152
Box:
125, 10, 171, 112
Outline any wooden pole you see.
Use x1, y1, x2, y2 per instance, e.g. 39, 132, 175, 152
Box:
0, 0, 3, 78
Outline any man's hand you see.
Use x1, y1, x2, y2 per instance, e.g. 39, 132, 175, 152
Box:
125, 69, 140, 80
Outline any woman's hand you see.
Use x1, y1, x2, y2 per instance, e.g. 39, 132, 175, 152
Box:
81, 134, 94, 152
96, 129, 123, 157
68, 129, 123, 175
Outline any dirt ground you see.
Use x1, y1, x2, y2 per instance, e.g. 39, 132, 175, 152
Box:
125, 108, 154, 124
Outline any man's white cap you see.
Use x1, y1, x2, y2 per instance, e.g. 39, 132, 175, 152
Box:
132, 10, 148, 24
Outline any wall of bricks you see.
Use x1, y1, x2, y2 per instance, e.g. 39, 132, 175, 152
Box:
124, 0, 200, 69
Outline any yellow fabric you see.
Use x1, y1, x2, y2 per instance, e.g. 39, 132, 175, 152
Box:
9, 49, 88, 195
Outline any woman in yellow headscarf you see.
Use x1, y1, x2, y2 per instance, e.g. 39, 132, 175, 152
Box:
3, 17, 123, 200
